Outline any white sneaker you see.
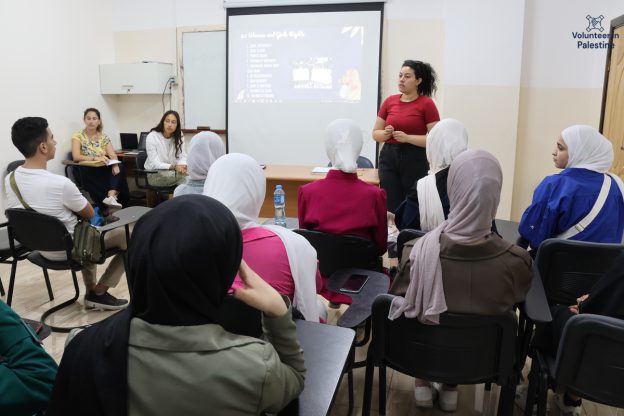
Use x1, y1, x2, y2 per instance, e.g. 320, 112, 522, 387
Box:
102, 195, 122, 209
433, 383, 458, 412
414, 384, 435, 408
554, 393, 581, 416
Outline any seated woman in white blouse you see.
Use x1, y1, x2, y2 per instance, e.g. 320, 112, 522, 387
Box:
144, 110, 188, 187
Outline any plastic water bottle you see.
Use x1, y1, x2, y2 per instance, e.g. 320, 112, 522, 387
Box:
274, 185, 286, 226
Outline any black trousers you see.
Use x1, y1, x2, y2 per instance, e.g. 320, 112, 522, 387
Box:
378, 143, 429, 212
75, 164, 130, 209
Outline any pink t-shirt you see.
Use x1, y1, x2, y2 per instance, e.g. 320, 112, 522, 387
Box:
230, 227, 328, 300
377, 94, 440, 144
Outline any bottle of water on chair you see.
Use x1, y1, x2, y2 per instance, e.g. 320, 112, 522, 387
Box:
274, 185, 286, 227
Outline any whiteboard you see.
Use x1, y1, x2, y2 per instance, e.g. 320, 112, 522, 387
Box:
182, 31, 226, 130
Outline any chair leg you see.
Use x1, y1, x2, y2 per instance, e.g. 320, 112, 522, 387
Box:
497, 380, 517, 416
7, 259, 18, 306
347, 366, 354, 416
535, 371, 549, 416
524, 359, 539, 416
0, 275, 4, 296
379, 365, 386, 415
362, 358, 375, 416
42, 268, 54, 301
40, 270, 82, 333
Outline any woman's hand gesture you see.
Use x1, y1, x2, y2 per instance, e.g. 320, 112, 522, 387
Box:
233, 260, 288, 317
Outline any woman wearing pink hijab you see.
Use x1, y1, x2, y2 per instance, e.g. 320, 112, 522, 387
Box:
389, 149, 533, 411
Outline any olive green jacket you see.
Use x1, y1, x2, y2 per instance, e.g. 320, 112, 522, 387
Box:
127, 307, 305, 416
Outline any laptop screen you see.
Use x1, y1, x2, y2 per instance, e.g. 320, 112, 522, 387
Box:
120, 133, 138, 150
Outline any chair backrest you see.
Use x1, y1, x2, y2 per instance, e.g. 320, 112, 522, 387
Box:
553, 313, 624, 407
356, 156, 374, 169
535, 239, 624, 305
136, 150, 148, 170
138, 132, 149, 150
6, 208, 73, 253
293, 229, 381, 276
370, 294, 517, 386
63, 151, 85, 188
214, 296, 262, 338
396, 228, 426, 262
6, 160, 25, 174
327, 156, 375, 169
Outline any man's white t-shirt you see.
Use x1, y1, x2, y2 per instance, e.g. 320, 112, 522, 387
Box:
5, 166, 88, 260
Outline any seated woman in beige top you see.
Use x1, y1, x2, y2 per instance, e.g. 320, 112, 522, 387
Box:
389, 149, 532, 412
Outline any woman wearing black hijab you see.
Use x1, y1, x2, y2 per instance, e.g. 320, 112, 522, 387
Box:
47, 195, 305, 416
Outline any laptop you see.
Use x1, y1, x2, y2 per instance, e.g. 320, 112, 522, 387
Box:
119, 133, 138, 151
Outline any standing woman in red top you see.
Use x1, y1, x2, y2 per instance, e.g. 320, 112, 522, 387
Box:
373, 60, 440, 212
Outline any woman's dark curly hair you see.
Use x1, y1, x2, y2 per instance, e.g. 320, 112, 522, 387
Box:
402, 60, 438, 97
151, 110, 183, 158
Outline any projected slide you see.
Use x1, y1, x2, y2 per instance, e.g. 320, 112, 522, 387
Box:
231, 25, 365, 103
228, 7, 382, 166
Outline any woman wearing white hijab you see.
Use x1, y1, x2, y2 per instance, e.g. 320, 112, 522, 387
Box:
298, 119, 387, 305
519, 125, 624, 250
204, 153, 321, 322
394, 118, 468, 231
389, 150, 532, 411
173, 132, 225, 197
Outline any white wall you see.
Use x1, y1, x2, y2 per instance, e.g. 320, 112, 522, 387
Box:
0, 1, 118, 215
512, 0, 623, 219
3, 0, 622, 221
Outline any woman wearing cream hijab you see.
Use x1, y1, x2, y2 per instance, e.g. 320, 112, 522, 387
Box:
519, 125, 624, 250
204, 153, 321, 321
394, 118, 468, 231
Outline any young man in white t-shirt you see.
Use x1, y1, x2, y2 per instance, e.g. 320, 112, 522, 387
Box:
6, 117, 128, 310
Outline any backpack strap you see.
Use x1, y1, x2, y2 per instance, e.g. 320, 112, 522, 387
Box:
9, 171, 33, 211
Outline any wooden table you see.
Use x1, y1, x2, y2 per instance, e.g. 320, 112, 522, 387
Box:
261, 165, 379, 218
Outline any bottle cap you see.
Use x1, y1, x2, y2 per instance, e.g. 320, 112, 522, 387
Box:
276, 185, 282, 189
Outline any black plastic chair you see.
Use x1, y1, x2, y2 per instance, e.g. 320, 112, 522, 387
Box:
524, 314, 624, 415
518, 238, 624, 368
293, 229, 387, 414
293, 229, 382, 277
363, 294, 519, 416
520, 239, 624, 414
396, 228, 426, 263
5, 208, 127, 332
534, 238, 624, 306
133, 151, 177, 205
1, 161, 29, 295
7, 160, 25, 173
0, 222, 30, 297
327, 156, 374, 169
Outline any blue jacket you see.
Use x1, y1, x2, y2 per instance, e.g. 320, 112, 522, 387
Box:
519, 168, 624, 249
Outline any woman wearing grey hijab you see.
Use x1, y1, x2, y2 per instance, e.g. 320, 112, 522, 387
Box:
389, 149, 532, 411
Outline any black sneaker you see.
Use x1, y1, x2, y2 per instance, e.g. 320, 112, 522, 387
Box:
84, 292, 129, 311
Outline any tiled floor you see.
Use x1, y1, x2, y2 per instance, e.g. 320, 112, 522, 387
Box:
2, 259, 622, 416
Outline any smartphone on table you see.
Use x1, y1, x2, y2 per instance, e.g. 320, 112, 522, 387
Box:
339, 274, 369, 294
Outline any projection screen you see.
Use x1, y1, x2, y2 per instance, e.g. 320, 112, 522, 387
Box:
227, 3, 383, 166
